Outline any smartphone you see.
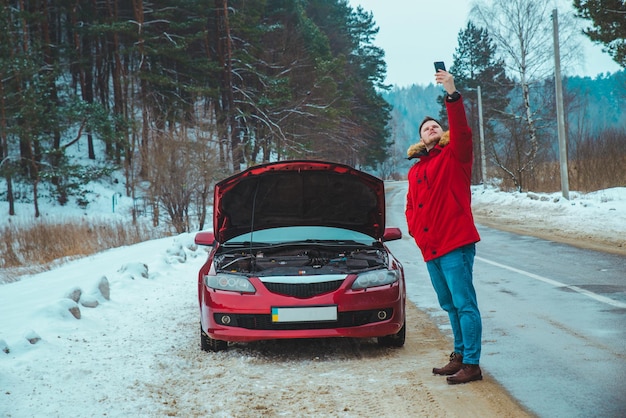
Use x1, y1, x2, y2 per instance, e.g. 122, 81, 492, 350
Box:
434, 61, 446, 73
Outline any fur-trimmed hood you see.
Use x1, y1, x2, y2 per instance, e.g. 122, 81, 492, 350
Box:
407, 130, 450, 159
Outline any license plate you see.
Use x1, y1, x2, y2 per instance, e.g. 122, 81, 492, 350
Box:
271, 306, 338, 323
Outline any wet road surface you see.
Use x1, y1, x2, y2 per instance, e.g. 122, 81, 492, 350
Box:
384, 182, 626, 418
475, 226, 626, 418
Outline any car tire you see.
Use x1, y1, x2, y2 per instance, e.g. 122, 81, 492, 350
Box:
200, 323, 228, 352
377, 320, 406, 348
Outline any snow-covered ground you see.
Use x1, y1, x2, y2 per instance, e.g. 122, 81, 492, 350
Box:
471, 186, 626, 252
1, 183, 625, 417
0, 180, 139, 228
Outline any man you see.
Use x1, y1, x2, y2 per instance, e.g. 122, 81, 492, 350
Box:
405, 69, 483, 384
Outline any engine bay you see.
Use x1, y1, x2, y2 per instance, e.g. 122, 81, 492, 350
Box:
214, 243, 388, 276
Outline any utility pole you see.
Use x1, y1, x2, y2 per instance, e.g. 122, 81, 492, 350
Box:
552, 9, 570, 200
477, 85, 487, 187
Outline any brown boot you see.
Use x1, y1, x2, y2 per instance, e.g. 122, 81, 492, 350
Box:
432, 352, 463, 375
446, 364, 483, 384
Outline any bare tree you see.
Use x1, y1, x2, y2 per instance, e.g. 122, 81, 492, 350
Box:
470, 0, 579, 191
144, 117, 220, 234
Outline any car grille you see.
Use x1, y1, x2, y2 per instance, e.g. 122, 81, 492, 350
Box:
263, 279, 344, 298
213, 308, 393, 330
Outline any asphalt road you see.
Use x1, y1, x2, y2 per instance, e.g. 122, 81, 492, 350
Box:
474, 225, 626, 418
384, 182, 626, 418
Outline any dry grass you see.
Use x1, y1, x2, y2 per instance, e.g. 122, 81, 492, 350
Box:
0, 219, 170, 283
496, 157, 626, 193
493, 128, 626, 193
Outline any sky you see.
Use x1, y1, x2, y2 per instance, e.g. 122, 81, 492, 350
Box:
349, 0, 623, 87
1, 180, 625, 416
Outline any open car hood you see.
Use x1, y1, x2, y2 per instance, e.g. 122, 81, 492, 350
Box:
213, 160, 386, 243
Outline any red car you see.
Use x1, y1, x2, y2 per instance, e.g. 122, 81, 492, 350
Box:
195, 160, 406, 351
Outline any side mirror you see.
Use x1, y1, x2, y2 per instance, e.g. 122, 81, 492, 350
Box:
195, 231, 216, 246
382, 227, 402, 242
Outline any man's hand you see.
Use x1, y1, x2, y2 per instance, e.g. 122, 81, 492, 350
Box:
435, 70, 457, 95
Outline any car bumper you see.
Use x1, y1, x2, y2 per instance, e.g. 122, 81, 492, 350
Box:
199, 279, 405, 342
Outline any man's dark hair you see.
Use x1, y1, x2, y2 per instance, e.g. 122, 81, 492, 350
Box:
419, 116, 442, 134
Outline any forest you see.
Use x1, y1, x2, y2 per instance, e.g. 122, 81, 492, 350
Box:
1, 0, 625, 233
385, 0, 626, 194
0, 0, 391, 231
384, 70, 626, 190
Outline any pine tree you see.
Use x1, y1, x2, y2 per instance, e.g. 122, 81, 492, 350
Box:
449, 22, 512, 184
574, 0, 626, 67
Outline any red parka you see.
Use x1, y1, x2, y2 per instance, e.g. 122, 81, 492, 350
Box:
405, 95, 480, 262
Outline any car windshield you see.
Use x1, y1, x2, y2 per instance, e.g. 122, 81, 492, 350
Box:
225, 226, 375, 245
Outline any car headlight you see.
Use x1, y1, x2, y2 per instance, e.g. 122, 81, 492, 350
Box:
351, 269, 399, 290
204, 273, 256, 293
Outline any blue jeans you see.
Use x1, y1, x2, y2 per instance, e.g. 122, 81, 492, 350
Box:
426, 244, 482, 364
